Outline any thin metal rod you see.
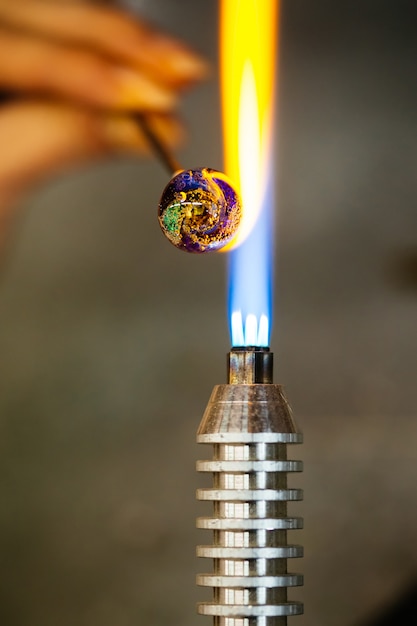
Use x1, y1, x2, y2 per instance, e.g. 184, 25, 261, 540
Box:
135, 114, 182, 175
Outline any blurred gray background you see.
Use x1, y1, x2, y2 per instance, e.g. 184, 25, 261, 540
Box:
0, 1, 416, 625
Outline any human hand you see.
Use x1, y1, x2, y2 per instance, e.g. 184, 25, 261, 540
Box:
0, 0, 208, 232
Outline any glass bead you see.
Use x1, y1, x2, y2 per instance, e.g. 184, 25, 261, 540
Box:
158, 168, 242, 253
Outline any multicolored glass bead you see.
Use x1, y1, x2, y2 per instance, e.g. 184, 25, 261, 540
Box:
158, 168, 241, 253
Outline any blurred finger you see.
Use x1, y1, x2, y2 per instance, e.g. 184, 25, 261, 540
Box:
0, 26, 177, 111
0, 99, 184, 196
0, 0, 209, 88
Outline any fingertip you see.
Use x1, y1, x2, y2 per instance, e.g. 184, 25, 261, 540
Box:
98, 113, 185, 155
126, 26, 211, 88
111, 68, 178, 111
165, 47, 211, 82
99, 114, 144, 151
147, 113, 186, 151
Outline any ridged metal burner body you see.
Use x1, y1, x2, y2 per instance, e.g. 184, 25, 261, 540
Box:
196, 349, 303, 625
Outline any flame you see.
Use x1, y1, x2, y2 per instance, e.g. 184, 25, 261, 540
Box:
220, 0, 278, 250
221, 0, 279, 347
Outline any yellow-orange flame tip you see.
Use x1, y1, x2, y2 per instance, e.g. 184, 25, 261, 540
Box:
220, 0, 279, 251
